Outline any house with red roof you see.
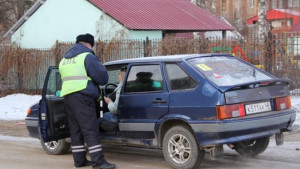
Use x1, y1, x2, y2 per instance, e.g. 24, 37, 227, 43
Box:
248, 8, 300, 65
3, 0, 234, 49
247, 9, 300, 34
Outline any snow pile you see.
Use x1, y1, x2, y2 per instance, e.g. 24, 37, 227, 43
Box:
291, 96, 300, 126
0, 94, 41, 120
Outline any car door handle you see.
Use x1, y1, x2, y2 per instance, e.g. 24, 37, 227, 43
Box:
152, 99, 167, 104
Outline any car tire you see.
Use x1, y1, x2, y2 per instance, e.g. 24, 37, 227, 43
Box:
233, 137, 270, 157
162, 126, 204, 169
40, 139, 70, 155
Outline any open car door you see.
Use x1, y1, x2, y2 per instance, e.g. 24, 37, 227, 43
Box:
39, 66, 70, 142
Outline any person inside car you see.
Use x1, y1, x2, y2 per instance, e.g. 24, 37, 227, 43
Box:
132, 72, 154, 92
100, 66, 126, 131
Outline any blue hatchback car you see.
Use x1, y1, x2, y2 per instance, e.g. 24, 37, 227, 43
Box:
26, 54, 296, 169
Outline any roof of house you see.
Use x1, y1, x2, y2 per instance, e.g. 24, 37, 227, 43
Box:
89, 0, 235, 31
175, 17, 243, 39
4, 0, 235, 38
247, 9, 300, 25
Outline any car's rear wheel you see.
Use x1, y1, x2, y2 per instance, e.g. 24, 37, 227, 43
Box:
162, 126, 204, 169
40, 139, 70, 155
233, 137, 270, 157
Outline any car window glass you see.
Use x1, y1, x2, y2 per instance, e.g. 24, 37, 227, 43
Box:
166, 64, 197, 90
124, 65, 163, 93
188, 56, 273, 86
107, 69, 120, 84
106, 65, 128, 84
47, 69, 62, 96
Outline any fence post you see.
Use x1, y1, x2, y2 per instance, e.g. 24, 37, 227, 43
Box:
199, 37, 209, 53
54, 40, 60, 65
144, 37, 149, 57
17, 48, 23, 92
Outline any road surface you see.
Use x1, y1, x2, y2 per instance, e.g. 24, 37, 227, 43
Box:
0, 121, 300, 169
0, 134, 300, 169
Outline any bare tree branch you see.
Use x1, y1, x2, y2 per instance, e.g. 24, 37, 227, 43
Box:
0, 0, 36, 33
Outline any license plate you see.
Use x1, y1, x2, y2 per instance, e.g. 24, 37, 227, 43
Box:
245, 102, 271, 115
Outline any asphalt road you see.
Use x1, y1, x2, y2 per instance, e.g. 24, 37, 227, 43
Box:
0, 134, 300, 169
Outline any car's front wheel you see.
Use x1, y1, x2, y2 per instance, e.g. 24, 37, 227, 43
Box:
233, 137, 270, 157
162, 126, 204, 169
40, 139, 70, 155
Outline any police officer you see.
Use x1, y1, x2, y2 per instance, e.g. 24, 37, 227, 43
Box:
59, 33, 116, 169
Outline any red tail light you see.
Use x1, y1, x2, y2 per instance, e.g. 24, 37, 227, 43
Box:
260, 81, 272, 85
216, 104, 245, 120
275, 96, 291, 111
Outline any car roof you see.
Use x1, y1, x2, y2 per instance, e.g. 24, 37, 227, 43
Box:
104, 53, 233, 66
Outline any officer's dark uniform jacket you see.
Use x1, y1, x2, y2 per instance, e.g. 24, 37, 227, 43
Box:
59, 43, 109, 168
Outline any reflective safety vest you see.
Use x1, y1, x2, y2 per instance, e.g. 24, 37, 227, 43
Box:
59, 52, 91, 97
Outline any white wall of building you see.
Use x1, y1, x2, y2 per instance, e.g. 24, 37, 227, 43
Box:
11, 0, 128, 49
10, 0, 163, 49
129, 30, 162, 40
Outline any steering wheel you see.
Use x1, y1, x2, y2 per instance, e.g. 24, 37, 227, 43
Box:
103, 83, 118, 96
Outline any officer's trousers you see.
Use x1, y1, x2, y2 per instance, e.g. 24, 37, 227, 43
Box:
64, 92, 106, 168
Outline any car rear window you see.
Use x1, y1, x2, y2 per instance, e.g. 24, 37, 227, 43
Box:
166, 63, 197, 90
188, 56, 273, 86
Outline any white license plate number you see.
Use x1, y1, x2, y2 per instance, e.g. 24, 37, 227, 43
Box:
245, 102, 271, 115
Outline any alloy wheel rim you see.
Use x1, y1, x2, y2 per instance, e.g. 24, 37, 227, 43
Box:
168, 134, 191, 164
44, 141, 59, 150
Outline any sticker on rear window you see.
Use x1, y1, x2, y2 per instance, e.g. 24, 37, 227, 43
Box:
213, 73, 222, 78
196, 64, 212, 71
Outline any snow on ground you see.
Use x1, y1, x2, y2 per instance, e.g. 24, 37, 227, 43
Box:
0, 94, 41, 120
0, 135, 37, 142
0, 94, 299, 126
291, 95, 300, 126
